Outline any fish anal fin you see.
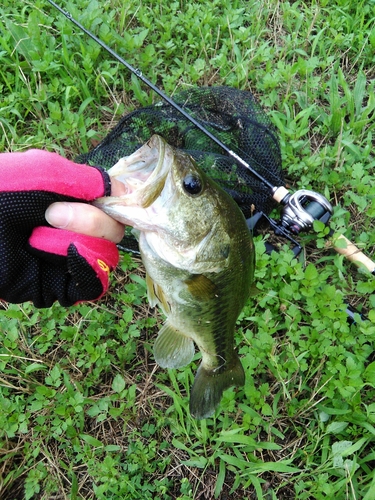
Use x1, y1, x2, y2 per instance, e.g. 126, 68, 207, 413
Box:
189, 353, 245, 419
153, 322, 195, 369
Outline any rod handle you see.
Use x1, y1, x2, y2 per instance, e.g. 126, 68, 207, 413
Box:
333, 234, 375, 275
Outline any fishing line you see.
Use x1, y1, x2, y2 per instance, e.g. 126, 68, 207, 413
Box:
45, 0, 375, 276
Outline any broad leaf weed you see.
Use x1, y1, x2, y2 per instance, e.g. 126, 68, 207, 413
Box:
1, 0, 375, 498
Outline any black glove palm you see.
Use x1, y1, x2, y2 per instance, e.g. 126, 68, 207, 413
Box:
0, 150, 119, 307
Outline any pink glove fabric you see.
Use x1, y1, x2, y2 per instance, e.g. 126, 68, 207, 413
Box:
0, 149, 119, 307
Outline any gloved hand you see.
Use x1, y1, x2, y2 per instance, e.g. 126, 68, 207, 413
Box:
0, 149, 120, 307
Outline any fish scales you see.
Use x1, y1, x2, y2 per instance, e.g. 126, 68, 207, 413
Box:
94, 135, 255, 419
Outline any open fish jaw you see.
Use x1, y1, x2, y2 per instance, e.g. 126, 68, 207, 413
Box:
96, 135, 172, 209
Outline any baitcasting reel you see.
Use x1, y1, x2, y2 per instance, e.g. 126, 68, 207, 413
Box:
247, 187, 333, 254
279, 189, 333, 234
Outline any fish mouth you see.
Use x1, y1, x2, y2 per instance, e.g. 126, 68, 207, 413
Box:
97, 134, 172, 209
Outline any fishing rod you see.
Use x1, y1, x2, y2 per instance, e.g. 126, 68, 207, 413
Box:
46, 2, 273, 186
46, 0, 375, 276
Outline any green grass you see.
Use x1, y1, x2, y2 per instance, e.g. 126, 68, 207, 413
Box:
1, 0, 375, 498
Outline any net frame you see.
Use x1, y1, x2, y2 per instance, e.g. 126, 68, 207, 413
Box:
77, 86, 285, 251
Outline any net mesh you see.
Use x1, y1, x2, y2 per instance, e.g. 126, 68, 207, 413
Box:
77, 86, 284, 250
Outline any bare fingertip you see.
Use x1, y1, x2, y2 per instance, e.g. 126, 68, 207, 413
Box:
45, 202, 74, 229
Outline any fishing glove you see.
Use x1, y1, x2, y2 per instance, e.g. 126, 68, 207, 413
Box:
0, 149, 119, 308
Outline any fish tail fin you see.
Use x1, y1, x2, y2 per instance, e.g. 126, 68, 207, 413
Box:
189, 353, 245, 420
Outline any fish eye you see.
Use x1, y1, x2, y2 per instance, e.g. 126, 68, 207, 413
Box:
183, 173, 202, 195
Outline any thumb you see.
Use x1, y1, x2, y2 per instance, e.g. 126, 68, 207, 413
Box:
45, 202, 125, 243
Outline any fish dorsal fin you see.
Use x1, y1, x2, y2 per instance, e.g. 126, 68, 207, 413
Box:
153, 322, 195, 369
146, 273, 170, 314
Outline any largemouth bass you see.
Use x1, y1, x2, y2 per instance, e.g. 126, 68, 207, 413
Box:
94, 135, 254, 419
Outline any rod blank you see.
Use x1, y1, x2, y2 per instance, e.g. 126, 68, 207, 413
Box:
46, 0, 275, 190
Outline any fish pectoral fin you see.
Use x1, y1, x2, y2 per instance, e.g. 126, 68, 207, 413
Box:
189, 352, 245, 420
185, 274, 217, 301
146, 273, 170, 314
153, 322, 195, 369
